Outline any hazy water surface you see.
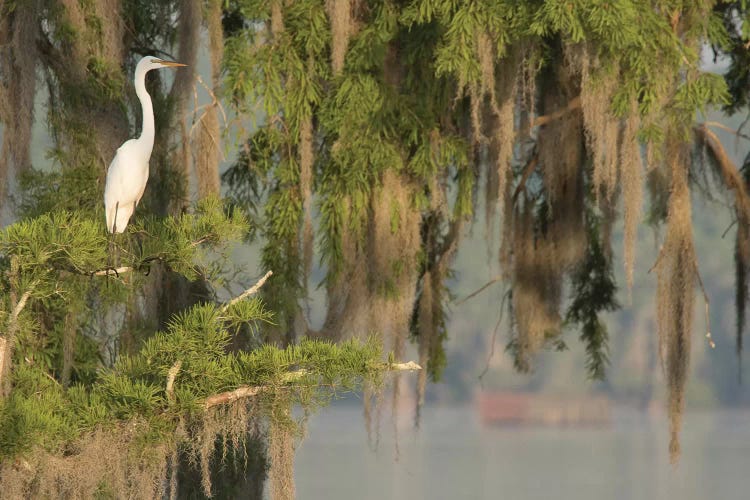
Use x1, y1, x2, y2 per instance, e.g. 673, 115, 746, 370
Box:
294, 404, 750, 500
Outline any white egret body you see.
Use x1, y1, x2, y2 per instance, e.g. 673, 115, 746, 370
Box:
104, 56, 186, 233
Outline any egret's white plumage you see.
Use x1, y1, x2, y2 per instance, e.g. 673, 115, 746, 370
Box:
104, 56, 186, 233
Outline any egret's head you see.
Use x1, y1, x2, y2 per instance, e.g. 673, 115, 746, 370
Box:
138, 55, 187, 72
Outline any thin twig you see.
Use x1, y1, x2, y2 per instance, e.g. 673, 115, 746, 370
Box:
222, 270, 273, 311
478, 289, 510, 383
189, 110, 225, 161
738, 114, 750, 139
43, 371, 61, 386
190, 236, 210, 248
195, 74, 228, 125
91, 236, 210, 277
722, 219, 738, 239
693, 261, 715, 349
648, 245, 666, 274
455, 276, 503, 305
703, 121, 750, 142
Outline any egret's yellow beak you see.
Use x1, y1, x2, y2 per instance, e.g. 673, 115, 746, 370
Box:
155, 59, 187, 67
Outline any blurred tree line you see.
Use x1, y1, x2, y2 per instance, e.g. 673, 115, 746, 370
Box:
1, 0, 750, 496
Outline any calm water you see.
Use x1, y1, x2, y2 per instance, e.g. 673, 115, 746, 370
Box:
294, 404, 750, 500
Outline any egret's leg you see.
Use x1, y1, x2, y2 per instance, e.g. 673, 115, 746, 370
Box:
113, 201, 119, 235
109, 202, 120, 269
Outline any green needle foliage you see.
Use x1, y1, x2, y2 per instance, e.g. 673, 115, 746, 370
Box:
0, 198, 393, 498
220, 0, 750, 463
1, 325, 386, 497
565, 177, 620, 381
4, 0, 750, 478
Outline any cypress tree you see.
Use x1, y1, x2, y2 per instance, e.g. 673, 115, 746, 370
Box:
1, 1, 750, 495
221, 0, 750, 464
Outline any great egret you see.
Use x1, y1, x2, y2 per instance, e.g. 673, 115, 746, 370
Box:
104, 56, 186, 233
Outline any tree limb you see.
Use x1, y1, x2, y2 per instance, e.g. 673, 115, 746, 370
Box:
222, 270, 273, 311
204, 385, 264, 408
696, 124, 750, 223
203, 361, 421, 409
92, 266, 133, 276
512, 153, 539, 202
511, 95, 580, 203
704, 121, 750, 142
532, 96, 581, 128
10, 290, 32, 323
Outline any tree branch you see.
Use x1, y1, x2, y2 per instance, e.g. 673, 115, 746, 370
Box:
455, 276, 503, 306
10, 290, 32, 322
532, 96, 581, 128
86, 237, 221, 277
512, 153, 539, 202
696, 124, 750, 222
222, 270, 273, 311
693, 261, 715, 349
204, 386, 264, 408
203, 361, 421, 409
478, 289, 511, 382
92, 266, 133, 276
390, 361, 422, 371
704, 121, 750, 142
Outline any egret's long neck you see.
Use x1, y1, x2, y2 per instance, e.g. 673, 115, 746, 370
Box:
135, 66, 155, 154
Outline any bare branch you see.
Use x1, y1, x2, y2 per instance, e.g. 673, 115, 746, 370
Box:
204, 386, 263, 408
649, 244, 666, 274
693, 261, 715, 349
92, 266, 133, 276
11, 289, 32, 322
190, 236, 209, 247
532, 96, 581, 128
704, 121, 750, 142
389, 361, 422, 371
222, 270, 273, 311
197, 74, 228, 125
455, 276, 503, 305
722, 219, 737, 239
478, 289, 511, 382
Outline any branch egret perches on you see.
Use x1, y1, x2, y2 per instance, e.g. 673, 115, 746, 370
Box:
104, 56, 186, 233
